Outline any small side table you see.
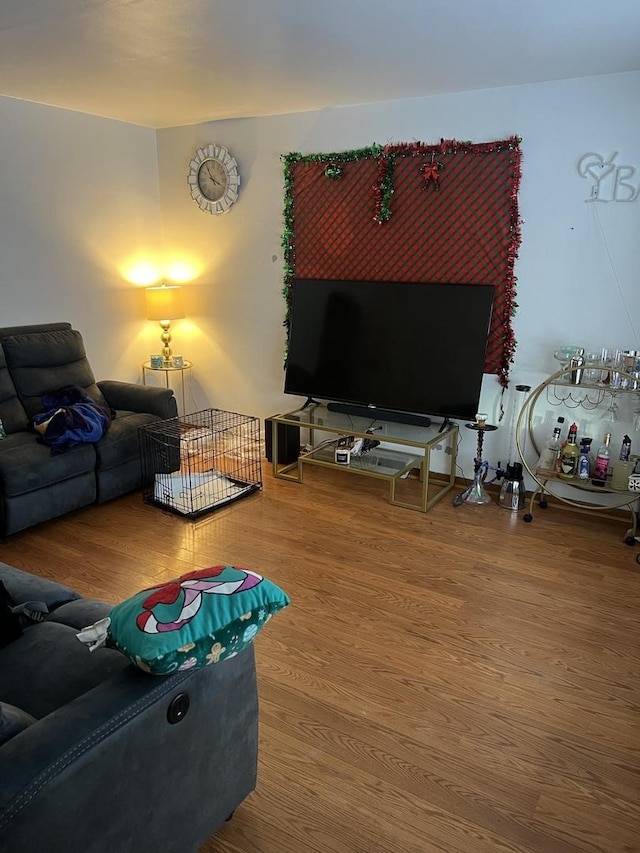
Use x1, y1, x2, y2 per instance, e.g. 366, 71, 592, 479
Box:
142, 360, 192, 415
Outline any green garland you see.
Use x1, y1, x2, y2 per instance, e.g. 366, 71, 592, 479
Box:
376, 152, 396, 223
280, 145, 383, 352
280, 137, 523, 380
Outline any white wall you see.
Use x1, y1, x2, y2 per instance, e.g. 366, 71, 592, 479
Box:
0, 95, 163, 381
2, 73, 638, 480
157, 71, 640, 477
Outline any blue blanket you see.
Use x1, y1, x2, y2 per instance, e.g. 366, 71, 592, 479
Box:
33, 385, 114, 453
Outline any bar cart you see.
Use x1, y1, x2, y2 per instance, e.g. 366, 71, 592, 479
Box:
515, 364, 640, 544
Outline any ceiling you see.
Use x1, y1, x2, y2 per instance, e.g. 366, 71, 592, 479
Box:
1, 0, 639, 129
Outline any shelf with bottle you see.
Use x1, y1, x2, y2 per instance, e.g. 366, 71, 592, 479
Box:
532, 366, 640, 435
516, 368, 640, 544
553, 347, 640, 387
533, 425, 636, 492
545, 352, 640, 412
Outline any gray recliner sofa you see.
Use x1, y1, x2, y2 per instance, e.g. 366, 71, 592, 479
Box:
0, 562, 259, 852
0, 323, 178, 537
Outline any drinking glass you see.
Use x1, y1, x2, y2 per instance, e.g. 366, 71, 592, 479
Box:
610, 349, 624, 389
602, 392, 620, 423
583, 351, 602, 383
597, 347, 612, 384
553, 346, 583, 366
598, 347, 623, 386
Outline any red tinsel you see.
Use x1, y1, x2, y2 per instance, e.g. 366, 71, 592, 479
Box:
380, 137, 522, 387
285, 136, 523, 388
376, 137, 522, 386
498, 143, 523, 388
373, 152, 395, 223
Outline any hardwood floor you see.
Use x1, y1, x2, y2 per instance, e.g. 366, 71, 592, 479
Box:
2, 466, 639, 853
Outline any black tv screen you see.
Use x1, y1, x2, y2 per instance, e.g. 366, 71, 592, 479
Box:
284, 279, 494, 424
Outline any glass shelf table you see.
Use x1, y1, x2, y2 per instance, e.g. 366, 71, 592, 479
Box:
269, 403, 458, 513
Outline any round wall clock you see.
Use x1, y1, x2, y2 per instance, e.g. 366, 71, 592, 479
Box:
187, 144, 240, 214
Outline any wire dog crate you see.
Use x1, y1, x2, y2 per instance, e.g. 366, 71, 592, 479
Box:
139, 408, 262, 519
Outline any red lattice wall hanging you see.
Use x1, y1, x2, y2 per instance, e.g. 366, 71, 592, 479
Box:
282, 137, 522, 387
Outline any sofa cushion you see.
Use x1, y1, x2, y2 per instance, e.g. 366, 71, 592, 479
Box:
0, 580, 22, 649
0, 431, 95, 497
0, 345, 29, 434
0, 619, 129, 719
0, 702, 36, 745
0, 563, 81, 612
103, 565, 290, 675
2, 329, 108, 420
94, 410, 160, 471
46, 599, 116, 631
0, 566, 111, 720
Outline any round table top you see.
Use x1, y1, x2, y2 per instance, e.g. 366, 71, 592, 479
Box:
143, 359, 192, 371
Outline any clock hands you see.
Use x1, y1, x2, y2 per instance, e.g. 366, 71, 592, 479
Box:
206, 163, 223, 186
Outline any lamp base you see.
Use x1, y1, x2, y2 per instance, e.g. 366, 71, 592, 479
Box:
160, 321, 174, 365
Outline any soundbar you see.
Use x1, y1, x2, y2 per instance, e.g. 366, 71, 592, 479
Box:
326, 402, 431, 428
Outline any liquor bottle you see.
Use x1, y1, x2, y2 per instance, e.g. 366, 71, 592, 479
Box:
536, 417, 565, 474
554, 418, 569, 474
591, 432, 612, 486
558, 423, 580, 479
611, 435, 633, 490
577, 438, 592, 480
619, 435, 632, 462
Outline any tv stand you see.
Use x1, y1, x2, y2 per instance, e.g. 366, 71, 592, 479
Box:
270, 403, 457, 513
326, 401, 432, 428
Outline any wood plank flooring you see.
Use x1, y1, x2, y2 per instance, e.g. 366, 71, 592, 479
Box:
2, 466, 639, 853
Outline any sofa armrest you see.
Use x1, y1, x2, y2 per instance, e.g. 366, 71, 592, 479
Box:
97, 380, 178, 420
0, 645, 258, 853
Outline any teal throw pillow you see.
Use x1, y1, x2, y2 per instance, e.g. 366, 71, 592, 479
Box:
106, 565, 290, 675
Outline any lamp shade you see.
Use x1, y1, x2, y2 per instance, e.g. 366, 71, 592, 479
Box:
145, 285, 185, 321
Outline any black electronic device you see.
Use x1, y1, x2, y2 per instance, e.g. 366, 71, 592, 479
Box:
284, 279, 494, 426
264, 418, 300, 464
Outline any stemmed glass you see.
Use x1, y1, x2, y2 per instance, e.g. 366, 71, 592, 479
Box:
602, 395, 620, 423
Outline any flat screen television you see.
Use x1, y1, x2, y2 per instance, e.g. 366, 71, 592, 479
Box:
283, 278, 495, 426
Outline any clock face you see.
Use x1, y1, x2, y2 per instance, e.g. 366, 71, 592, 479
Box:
197, 158, 228, 202
188, 144, 240, 215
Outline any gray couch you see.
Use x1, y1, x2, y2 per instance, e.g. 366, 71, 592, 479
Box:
0, 322, 178, 537
0, 562, 259, 853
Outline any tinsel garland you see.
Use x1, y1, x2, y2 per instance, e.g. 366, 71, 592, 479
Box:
373, 152, 396, 223
281, 145, 383, 344
500, 139, 523, 387
281, 136, 523, 384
